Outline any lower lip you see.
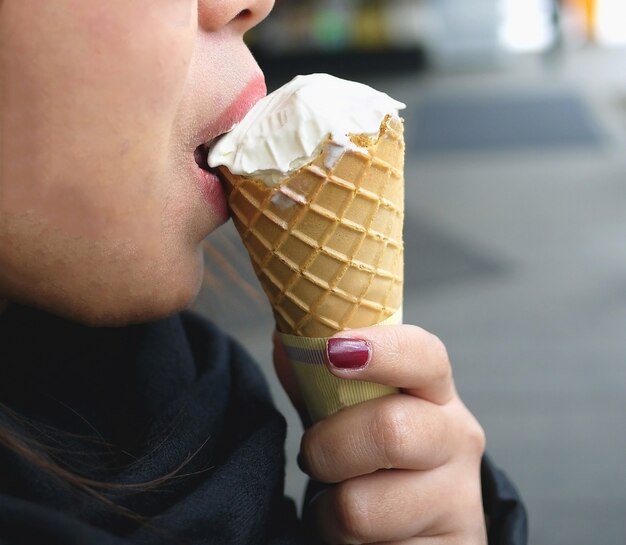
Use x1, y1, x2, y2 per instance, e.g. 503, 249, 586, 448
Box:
196, 166, 229, 223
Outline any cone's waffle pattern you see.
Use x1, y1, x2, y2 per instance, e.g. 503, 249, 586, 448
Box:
222, 115, 405, 337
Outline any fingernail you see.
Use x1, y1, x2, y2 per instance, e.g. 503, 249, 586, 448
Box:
326, 338, 371, 370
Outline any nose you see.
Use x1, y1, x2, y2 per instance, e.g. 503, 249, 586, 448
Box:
198, 0, 275, 34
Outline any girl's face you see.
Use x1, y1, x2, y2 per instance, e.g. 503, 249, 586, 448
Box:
0, 0, 273, 324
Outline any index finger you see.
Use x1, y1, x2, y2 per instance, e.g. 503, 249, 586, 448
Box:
325, 324, 455, 405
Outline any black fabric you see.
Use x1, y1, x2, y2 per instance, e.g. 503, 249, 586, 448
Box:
482, 456, 528, 545
0, 304, 527, 544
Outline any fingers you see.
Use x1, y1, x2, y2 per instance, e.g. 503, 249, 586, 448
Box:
325, 325, 454, 405
299, 391, 487, 542
313, 464, 487, 545
298, 323, 487, 543
300, 394, 453, 483
301, 393, 486, 484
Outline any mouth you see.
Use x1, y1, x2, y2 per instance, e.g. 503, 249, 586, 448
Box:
194, 143, 228, 194
193, 142, 229, 220
194, 143, 213, 173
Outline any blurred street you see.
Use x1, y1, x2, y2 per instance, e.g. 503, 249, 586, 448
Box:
197, 44, 626, 545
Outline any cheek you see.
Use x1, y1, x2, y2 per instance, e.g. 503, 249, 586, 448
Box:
1, 1, 196, 239
0, 1, 208, 321
79, 2, 197, 108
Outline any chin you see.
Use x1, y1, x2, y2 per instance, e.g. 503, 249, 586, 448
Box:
98, 247, 207, 326
26, 257, 205, 327
96, 274, 204, 326
38, 292, 189, 328
70, 285, 201, 327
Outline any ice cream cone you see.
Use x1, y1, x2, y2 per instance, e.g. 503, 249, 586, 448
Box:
217, 114, 404, 422
219, 114, 404, 338
208, 73, 406, 422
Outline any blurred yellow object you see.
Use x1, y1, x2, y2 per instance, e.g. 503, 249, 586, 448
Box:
583, 0, 597, 41
352, 2, 388, 49
568, 0, 597, 41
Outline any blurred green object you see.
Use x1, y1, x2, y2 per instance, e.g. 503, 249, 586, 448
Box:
312, 4, 351, 50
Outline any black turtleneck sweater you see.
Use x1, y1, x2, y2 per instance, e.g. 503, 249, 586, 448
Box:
0, 304, 526, 545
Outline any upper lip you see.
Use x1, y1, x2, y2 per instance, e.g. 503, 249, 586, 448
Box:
194, 74, 266, 172
199, 75, 267, 148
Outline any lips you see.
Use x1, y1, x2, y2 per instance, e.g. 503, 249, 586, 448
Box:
194, 75, 267, 173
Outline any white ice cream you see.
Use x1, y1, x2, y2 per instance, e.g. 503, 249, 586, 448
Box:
207, 73, 406, 186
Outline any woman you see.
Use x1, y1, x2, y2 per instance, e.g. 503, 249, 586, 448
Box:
0, 1, 526, 543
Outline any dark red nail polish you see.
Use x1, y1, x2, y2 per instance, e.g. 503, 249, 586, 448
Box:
326, 338, 371, 370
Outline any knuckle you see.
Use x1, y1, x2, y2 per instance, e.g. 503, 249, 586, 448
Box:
372, 399, 413, 468
464, 415, 487, 458
331, 481, 372, 544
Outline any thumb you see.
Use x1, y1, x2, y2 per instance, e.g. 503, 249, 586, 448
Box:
272, 331, 309, 425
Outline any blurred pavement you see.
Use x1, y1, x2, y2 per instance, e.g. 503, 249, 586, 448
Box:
196, 45, 626, 545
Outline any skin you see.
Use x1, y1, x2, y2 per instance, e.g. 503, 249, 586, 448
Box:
0, 1, 487, 543
0, 0, 271, 324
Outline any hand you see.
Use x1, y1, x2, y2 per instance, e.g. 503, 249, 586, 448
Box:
273, 325, 487, 544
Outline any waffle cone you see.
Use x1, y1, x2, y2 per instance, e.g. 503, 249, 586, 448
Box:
220, 114, 404, 338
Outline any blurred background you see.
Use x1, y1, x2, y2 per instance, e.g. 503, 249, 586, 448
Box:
196, 1, 626, 543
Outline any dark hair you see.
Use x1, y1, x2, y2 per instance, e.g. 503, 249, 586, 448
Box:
0, 403, 210, 522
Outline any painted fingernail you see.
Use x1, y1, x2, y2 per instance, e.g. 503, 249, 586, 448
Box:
326, 338, 371, 370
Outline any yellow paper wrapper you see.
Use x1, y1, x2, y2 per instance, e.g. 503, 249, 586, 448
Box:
278, 309, 402, 423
